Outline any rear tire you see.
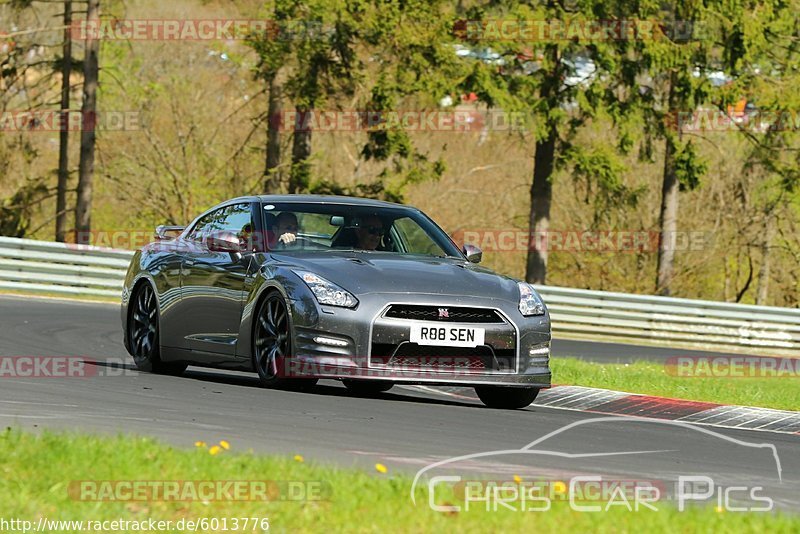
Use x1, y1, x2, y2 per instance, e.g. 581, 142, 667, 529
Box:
128, 283, 187, 375
475, 386, 538, 409
253, 291, 318, 391
342, 380, 394, 395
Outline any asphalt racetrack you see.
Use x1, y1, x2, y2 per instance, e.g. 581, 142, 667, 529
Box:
1, 295, 798, 511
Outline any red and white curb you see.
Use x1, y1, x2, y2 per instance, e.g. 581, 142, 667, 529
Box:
404, 384, 800, 435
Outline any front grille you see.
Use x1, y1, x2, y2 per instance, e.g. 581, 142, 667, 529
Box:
383, 305, 503, 323
371, 342, 514, 372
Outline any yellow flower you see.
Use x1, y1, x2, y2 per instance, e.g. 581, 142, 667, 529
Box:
375, 463, 388, 474
293, 455, 304, 463
209, 445, 221, 456
513, 475, 522, 484
715, 505, 725, 513
194, 441, 207, 448
552, 480, 567, 494
219, 440, 231, 450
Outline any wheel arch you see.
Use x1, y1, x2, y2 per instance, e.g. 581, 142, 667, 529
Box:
237, 266, 319, 365
242, 280, 292, 370
124, 275, 161, 355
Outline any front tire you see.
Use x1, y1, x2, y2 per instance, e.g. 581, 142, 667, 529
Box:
253, 291, 317, 391
342, 379, 394, 395
128, 283, 187, 375
475, 386, 538, 409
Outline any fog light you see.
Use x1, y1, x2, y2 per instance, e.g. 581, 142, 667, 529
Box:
313, 336, 349, 347
529, 345, 550, 366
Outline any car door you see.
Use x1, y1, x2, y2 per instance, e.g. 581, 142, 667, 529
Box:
176, 202, 256, 357
146, 237, 189, 350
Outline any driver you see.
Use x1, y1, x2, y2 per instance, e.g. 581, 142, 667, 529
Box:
274, 212, 299, 247
355, 215, 384, 250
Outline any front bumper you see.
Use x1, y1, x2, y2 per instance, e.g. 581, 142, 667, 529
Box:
283, 293, 552, 388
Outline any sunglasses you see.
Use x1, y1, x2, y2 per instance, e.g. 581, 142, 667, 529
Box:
364, 225, 384, 236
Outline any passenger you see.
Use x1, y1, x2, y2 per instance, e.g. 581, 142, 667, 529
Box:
239, 223, 253, 251
355, 215, 384, 251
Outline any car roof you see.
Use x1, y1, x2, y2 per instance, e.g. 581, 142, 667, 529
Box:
228, 194, 415, 210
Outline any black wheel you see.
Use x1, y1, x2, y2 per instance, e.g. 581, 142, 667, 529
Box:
342, 379, 394, 395
475, 386, 539, 409
253, 291, 317, 391
128, 283, 187, 375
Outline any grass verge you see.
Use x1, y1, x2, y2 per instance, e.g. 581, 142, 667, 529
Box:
1, 429, 797, 533
553, 358, 798, 411
0, 289, 119, 304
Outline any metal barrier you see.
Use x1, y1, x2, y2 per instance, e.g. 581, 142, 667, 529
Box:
1, 236, 798, 355
535, 285, 800, 356
0, 236, 132, 298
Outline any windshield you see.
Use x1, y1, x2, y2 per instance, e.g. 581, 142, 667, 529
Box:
260, 202, 462, 258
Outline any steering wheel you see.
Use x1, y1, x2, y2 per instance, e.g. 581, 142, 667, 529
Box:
274, 236, 315, 250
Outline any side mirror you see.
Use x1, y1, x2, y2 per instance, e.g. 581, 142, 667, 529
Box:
462, 243, 482, 263
206, 230, 242, 253
155, 225, 185, 240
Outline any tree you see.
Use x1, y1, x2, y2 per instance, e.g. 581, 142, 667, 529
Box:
604, 2, 721, 296
1, 1, 65, 238
612, 0, 800, 297
75, 0, 99, 243
250, 5, 293, 192
264, 68, 285, 191
55, 0, 72, 242
249, 0, 456, 200
249, 0, 362, 194
457, 1, 637, 283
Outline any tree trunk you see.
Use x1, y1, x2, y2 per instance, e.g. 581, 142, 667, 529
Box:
525, 44, 559, 285
756, 212, 775, 305
525, 126, 556, 284
289, 106, 313, 194
74, 0, 99, 245
656, 72, 680, 296
55, 0, 72, 242
264, 70, 284, 192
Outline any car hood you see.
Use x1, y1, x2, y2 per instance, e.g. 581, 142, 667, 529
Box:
267, 251, 521, 303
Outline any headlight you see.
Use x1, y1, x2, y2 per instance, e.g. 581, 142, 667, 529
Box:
518, 282, 545, 316
293, 270, 358, 308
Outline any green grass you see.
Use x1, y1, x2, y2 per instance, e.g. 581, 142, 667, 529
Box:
0, 289, 120, 304
0, 429, 797, 533
553, 357, 799, 411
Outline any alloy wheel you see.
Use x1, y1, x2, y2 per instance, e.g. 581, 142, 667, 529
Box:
255, 293, 290, 380
131, 283, 157, 362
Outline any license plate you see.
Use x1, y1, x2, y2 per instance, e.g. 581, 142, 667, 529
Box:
409, 324, 485, 347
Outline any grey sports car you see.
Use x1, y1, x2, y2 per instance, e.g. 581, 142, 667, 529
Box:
121, 195, 551, 409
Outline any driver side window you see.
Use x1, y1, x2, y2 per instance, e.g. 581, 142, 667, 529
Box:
189, 204, 253, 245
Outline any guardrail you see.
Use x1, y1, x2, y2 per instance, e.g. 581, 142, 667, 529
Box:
535, 285, 800, 356
1, 236, 798, 356
0, 236, 132, 298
